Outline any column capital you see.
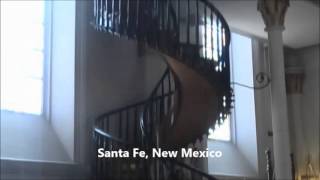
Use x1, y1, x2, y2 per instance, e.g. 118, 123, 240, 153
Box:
285, 67, 304, 94
258, 0, 290, 31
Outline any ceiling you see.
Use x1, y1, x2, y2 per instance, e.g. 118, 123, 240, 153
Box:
211, 0, 320, 49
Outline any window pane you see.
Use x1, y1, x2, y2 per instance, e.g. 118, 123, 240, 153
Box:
1, 1, 45, 115
1, 78, 43, 115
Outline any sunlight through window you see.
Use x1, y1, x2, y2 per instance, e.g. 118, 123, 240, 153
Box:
208, 115, 231, 141
1, 1, 46, 115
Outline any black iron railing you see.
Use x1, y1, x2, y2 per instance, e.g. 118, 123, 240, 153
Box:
141, 68, 179, 147
93, 127, 218, 180
92, 0, 232, 179
92, 0, 232, 117
265, 149, 275, 180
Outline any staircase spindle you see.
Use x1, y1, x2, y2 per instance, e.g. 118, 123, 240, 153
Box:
166, 0, 170, 31
106, 0, 111, 31
119, 112, 122, 138
134, 107, 138, 142
95, 0, 98, 28
187, 0, 190, 44
118, 0, 121, 33
106, 116, 110, 131
101, 0, 106, 30
125, 0, 129, 35
177, 0, 180, 47
265, 149, 274, 180
126, 109, 129, 141
160, 81, 165, 119
161, 0, 165, 30
135, 0, 140, 35
111, 0, 115, 32
290, 153, 295, 180
196, 0, 199, 51
204, 5, 207, 59
99, 0, 103, 29
210, 11, 214, 62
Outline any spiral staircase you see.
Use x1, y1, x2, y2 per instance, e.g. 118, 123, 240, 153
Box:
92, 0, 232, 179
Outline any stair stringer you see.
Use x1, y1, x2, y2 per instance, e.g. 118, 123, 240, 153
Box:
154, 52, 219, 149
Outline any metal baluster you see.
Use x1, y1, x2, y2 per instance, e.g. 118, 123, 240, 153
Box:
265, 149, 274, 180
196, 0, 199, 51
106, 116, 110, 132
111, 0, 115, 33
187, 0, 190, 44
99, 0, 103, 29
118, 0, 121, 33
126, 109, 129, 141
106, 0, 111, 31
211, 11, 213, 61
156, 0, 160, 48
160, 80, 165, 120
97, 135, 101, 179
96, 0, 99, 28
204, 5, 207, 59
128, 0, 135, 37
97, 0, 101, 28
136, 0, 140, 35
101, 0, 106, 30
149, 101, 154, 143
94, 0, 97, 26
102, 136, 106, 178
177, 0, 180, 49
216, 18, 219, 62
110, 140, 114, 178
119, 111, 122, 138
93, 132, 98, 180
290, 153, 295, 180
134, 107, 138, 143
167, 72, 172, 112
161, 0, 165, 30
219, 21, 222, 59
101, 117, 105, 132
126, 0, 130, 36
166, 0, 170, 30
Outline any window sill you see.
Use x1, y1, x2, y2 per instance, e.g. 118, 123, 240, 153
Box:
207, 140, 258, 178
0, 110, 71, 162
1, 110, 44, 121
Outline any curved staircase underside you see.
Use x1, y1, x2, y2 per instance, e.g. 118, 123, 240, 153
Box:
158, 53, 219, 148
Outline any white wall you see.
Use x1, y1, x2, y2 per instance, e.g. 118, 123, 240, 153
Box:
208, 141, 257, 177
298, 45, 319, 177
0, 111, 70, 162
50, 1, 76, 161
74, 1, 167, 166
286, 45, 320, 178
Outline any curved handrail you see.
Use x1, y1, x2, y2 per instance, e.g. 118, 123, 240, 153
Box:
94, 127, 131, 146
94, 126, 217, 180
141, 67, 178, 146
92, 0, 232, 179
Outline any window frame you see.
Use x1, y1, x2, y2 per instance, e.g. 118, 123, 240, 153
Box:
42, 0, 53, 120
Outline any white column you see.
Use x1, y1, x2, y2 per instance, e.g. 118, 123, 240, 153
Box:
258, 0, 292, 179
